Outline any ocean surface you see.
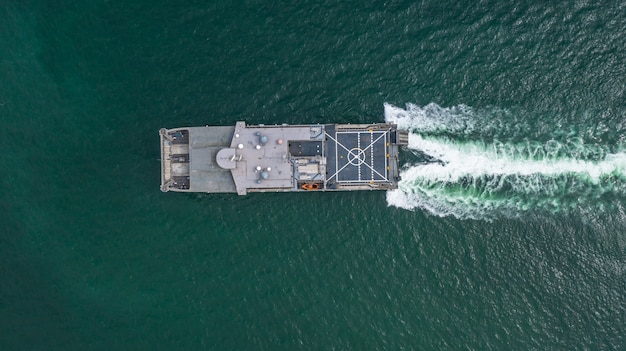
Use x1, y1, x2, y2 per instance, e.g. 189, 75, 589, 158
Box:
1, 1, 625, 350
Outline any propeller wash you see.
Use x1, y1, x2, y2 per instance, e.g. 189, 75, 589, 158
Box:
384, 103, 626, 219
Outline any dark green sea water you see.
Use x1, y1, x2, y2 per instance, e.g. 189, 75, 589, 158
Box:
2, 1, 625, 350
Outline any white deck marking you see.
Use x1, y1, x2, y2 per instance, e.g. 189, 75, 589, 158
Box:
370, 130, 374, 181
326, 130, 391, 183
357, 132, 361, 181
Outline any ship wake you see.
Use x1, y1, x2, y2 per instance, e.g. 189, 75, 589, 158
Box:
384, 103, 626, 219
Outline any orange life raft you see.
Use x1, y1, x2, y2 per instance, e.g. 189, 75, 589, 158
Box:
301, 183, 320, 190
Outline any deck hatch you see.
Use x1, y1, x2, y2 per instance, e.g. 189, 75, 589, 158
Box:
288, 140, 322, 156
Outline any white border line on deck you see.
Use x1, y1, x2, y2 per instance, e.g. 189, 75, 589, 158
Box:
327, 130, 390, 183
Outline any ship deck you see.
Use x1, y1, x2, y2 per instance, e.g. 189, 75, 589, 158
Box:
160, 122, 407, 194
324, 126, 390, 187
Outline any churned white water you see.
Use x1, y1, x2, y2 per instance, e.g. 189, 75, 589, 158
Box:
385, 103, 626, 219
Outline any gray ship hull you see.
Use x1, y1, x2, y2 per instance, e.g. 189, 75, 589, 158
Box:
160, 122, 408, 195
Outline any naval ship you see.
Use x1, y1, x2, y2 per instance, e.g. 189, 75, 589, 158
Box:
159, 122, 408, 195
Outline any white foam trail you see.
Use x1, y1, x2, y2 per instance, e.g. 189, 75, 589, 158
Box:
384, 102, 477, 134
405, 134, 626, 184
385, 102, 626, 219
